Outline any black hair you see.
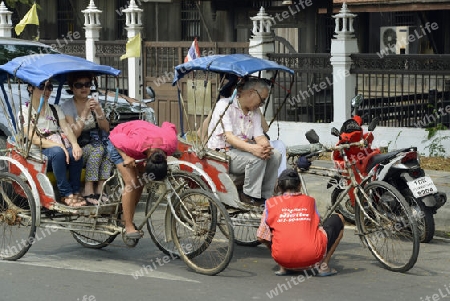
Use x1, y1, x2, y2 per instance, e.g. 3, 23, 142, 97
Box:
277, 178, 301, 193
67, 72, 94, 87
145, 149, 168, 181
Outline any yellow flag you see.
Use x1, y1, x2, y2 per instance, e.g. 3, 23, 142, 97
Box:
120, 33, 141, 60
15, 3, 39, 36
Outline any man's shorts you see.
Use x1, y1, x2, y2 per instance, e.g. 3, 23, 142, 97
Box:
106, 139, 124, 165
323, 214, 344, 251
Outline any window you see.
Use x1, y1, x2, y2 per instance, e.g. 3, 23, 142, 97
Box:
116, 0, 128, 39
181, 1, 200, 41
57, 0, 78, 37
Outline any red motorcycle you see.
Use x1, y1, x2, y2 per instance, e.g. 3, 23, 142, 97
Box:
329, 95, 447, 243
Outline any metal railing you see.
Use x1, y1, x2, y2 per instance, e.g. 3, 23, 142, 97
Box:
267, 53, 333, 124
351, 54, 450, 128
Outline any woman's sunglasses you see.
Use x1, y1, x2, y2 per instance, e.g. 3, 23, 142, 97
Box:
38, 83, 53, 91
73, 81, 92, 89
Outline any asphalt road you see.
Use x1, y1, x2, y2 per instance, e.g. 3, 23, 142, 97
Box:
0, 212, 449, 301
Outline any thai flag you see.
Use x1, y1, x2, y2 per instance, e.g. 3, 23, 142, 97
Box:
184, 38, 200, 63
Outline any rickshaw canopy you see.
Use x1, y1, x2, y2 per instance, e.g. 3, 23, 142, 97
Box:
172, 54, 294, 85
0, 53, 121, 132
0, 53, 121, 87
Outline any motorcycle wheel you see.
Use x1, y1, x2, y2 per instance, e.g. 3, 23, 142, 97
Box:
403, 191, 435, 243
331, 188, 355, 224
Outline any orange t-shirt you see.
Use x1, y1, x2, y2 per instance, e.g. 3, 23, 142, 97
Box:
265, 194, 327, 269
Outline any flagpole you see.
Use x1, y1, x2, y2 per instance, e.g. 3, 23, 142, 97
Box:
34, 1, 39, 40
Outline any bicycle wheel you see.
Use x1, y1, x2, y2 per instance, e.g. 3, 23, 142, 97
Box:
231, 207, 262, 246
71, 216, 119, 249
146, 171, 208, 256
355, 181, 419, 272
0, 172, 36, 260
171, 189, 234, 276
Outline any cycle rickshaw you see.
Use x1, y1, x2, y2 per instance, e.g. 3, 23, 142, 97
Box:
171, 54, 295, 246
0, 53, 234, 276
170, 53, 419, 274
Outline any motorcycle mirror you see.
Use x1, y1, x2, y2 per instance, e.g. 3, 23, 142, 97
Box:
146, 86, 155, 98
331, 127, 340, 137
305, 129, 320, 144
351, 94, 364, 108
368, 117, 379, 131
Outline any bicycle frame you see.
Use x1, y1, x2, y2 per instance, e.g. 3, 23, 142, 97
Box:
298, 140, 392, 228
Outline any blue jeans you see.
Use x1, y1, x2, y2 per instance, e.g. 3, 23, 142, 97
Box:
43, 146, 83, 197
106, 139, 124, 165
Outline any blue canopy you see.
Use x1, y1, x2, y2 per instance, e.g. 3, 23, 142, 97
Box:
0, 53, 121, 86
0, 53, 121, 132
172, 54, 294, 85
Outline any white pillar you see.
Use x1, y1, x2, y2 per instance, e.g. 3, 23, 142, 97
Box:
0, 1, 13, 38
249, 7, 275, 118
122, 0, 143, 100
249, 7, 275, 60
82, 0, 102, 64
330, 3, 358, 124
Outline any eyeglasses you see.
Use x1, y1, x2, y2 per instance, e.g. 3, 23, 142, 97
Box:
38, 83, 53, 91
73, 81, 91, 89
253, 89, 267, 107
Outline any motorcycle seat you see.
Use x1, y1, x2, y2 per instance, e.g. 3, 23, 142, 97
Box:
366, 148, 412, 172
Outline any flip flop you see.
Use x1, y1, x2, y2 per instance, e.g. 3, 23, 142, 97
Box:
275, 269, 296, 276
125, 230, 144, 240
83, 194, 99, 206
61, 195, 87, 207
96, 193, 110, 204
316, 268, 338, 277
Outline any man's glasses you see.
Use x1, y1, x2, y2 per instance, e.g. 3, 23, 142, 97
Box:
38, 83, 53, 91
253, 89, 267, 107
73, 81, 92, 89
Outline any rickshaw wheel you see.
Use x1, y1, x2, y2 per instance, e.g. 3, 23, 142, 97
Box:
171, 189, 234, 276
231, 208, 262, 247
0, 172, 36, 260
146, 170, 208, 257
71, 217, 118, 249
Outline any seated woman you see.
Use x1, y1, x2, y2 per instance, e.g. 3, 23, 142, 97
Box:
21, 81, 85, 207
61, 72, 112, 205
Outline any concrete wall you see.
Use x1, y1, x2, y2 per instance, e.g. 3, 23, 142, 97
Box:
266, 121, 450, 157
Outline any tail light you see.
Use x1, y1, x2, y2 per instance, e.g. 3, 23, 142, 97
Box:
400, 151, 417, 164
409, 168, 425, 178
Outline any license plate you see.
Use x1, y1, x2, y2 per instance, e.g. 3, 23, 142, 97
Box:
407, 176, 438, 198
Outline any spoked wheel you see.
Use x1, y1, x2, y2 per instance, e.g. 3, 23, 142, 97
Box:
404, 192, 435, 243
331, 188, 356, 224
231, 207, 263, 246
71, 216, 119, 249
355, 181, 419, 273
0, 172, 36, 260
146, 171, 209, 256
171, 189, 234, 276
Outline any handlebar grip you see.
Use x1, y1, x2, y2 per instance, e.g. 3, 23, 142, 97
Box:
305, 151, 321, 159
123, 158, 146, 167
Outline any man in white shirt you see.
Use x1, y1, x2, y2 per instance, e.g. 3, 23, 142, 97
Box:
208, 79, 281, 205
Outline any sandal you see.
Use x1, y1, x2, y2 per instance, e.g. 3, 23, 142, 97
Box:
95, 193, 110, 204
61, 195, 86, 207
316, 268, 338, 277
125, 223, 144, 239
83, 194, 99, 206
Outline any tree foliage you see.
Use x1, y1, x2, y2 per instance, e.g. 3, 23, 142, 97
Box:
4, 0, 40, 9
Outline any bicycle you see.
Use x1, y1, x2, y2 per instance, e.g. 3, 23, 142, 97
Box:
293, 130, 420, 273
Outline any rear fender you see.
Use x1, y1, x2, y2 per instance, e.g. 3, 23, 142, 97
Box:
0, 155, 41, 226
